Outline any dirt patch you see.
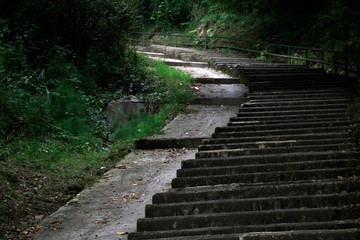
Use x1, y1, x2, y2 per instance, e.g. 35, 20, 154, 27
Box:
0, 149, 127, 239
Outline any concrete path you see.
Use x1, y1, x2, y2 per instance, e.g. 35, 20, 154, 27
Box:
34, 46, 249, 240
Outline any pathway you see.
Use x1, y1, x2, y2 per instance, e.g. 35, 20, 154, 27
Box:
34, 46, 249, 240
129, 45, 360, 239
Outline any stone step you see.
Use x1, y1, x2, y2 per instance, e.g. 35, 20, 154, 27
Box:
249, 94, 351, 102
171, 167, 359, 188
243, 68, 325, 74
153, 178, 360, 204
203, 132, 349, 145
250, 88, 350, 96
129, 222, 360, 239
165, 60, 208, 68
239, 103, 348, 112
199, 138, 350, 151
228, 118, 350, 126
191, 97, 247, 106
244, 98, 350, 107
145, 192, 360, 217
236, 109, 347, 117
212, 126, 349, 139
137, 206, 360, 231
181, 151, 356, 169
194, 77, 240, 84
137, 51, 166, 57
177, 159, 359, 177
196, 144, 352, 159
250, 84, 346, 91
236, 229, 360, 240
230, 113, 348, 123
215, 121, 353, 132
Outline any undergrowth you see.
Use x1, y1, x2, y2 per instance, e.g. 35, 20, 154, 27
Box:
0, 54, 193, 239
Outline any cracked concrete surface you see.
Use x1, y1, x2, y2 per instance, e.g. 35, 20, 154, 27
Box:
34, 47, 248, 240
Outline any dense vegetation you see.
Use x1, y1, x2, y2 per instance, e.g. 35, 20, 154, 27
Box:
140, 0, 360, 56
1, 0, 359, 238
0, 0, 193, 238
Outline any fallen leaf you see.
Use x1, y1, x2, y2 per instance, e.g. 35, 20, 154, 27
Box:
116, 232, 128, 235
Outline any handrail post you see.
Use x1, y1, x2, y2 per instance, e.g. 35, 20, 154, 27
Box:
268, 45, 272, 62
345, 47, 349, 77
321, 50, 325, 70
305, 49, 309, 66
334, 52, 338, 74
174, 35, 177, 47
205, 36, 209, 50
288, 47, 291, 64
142, 33, 145, 47
247, 41, 250, 55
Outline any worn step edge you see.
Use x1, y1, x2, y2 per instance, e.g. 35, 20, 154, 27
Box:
212, 126, 349, 138
153, 178, 360, 204
191, 97, 247, 106
137, 206, 360, 231
195, 144, 352, 159
129, 220, 360, 239
135, 137, 204, 149
228, 118, 350, 126
183, 151, 356, 168
194, 78, 240, 84
236, 109, 347, 117
215, 121, 354, 132
237, 228, 360, 240
145, 192, 360, 217
230, 114, 349, 122
199, 138, 350, 151
177, 159, 359, 177
203, 132, 349, 145
172, 168, 359, 188
239, 104, 349, 112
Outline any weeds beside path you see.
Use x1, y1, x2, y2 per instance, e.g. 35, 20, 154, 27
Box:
0, 56, 193, 239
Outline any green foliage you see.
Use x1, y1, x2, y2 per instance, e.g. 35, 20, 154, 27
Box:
113, 57, 193, 143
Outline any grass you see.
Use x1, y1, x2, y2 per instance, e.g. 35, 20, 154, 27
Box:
0, 56, 193, 239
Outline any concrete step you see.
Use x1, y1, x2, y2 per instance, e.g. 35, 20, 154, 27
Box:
228, 118, 350, 126
171, 167, 359, 188
250, 88, 351, 96
129, 223, 360, 239
165, 60, 208, 68
239, 103, 349, 112
215, 121, 354, 132
153, 178, 360, 204
199, 138, 351, 151
177, 159, 359, 177
194, 77, 240, 84
137, 206, 360, 231
236, 229, 360, 240
145, 192, 360, 217
250, 84, 347, 91
195, 143, 352, 159
203, 132, 350, 145
129, 222, 360, 240
236, 109, 347, 117
249, 95, 351, 102
191, 97, 247, 106
230, 113, 349, 123
181, 151, 356, 169
212, 126, 349, 139
243, 98, 350, 107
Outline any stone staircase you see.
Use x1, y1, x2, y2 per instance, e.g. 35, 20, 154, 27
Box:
129, 47, 360, 239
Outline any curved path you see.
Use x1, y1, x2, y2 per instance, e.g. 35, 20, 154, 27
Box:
34, 46, 249, 240
130, 45, 360, 239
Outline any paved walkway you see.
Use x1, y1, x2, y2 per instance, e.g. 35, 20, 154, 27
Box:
34, 46, 249, 240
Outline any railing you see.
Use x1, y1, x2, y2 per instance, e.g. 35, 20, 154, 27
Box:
131, 32, 359, 78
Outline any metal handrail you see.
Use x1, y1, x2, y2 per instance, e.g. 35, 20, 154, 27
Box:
131, 32, 358, 77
